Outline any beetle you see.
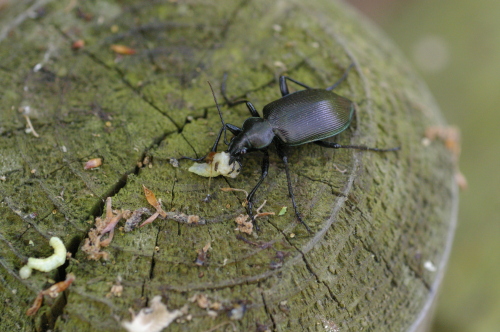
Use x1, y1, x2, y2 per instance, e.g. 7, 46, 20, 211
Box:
186, 64, 399, 232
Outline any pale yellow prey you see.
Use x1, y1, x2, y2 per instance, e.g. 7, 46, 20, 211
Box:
188, 152, 241, 178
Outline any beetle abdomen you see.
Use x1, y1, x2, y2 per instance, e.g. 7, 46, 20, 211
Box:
263, 89, 354, 146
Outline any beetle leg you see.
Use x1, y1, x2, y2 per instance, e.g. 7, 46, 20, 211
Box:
314, 140, 400, 152
279, 63, 354, 94
221, 73, 261, 117
220, 123, 242, 148
244, 101, 260, 117
210, 125, 225, 152
246, 149, 270, 230
279, 76, 313, 96
220, 99, 261, 118
221, 72, 234, 105
275, 142, 313, 233
226, 123, 242, 134
325, 63, 355, 91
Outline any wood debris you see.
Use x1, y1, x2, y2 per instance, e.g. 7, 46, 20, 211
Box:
140, 185, 206, 227
106, 276, 123, 298
122, 296, 186, 332
188, 293, 223, 317
425, 125, 467, 189
234, 200, 274, 234
220, 187, 248, 206
194, 242, 211, 266
123, 207, 150, 232
23, 114, 40, 138
82, 197, 122, 260
235, 214, 254, 234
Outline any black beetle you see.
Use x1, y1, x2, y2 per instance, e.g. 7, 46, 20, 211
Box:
186, 64, 399, 232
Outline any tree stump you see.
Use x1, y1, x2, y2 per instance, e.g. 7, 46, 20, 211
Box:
0, 0, 458, 331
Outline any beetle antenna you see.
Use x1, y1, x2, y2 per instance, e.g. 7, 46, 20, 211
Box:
207, 81, 229, 145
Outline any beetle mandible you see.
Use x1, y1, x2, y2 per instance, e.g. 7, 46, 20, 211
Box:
187, 64, 399, 232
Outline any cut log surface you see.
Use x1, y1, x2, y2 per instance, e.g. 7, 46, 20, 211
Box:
0, 0, 457, 331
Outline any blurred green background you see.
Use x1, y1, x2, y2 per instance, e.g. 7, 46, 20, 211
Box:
345, 0, 500, 331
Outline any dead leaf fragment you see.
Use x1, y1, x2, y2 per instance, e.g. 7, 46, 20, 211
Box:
424, 125, 467, 189
71, 39, 85, 50
84, 158, 102, 170
111, 44, 136, 55
26, 273, 76, 316
143, 185, 167, 218
26, 293, 44, 316
425, 125, 461, 157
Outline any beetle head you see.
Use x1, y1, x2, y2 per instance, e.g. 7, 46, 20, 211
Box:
227, 134, 249, 165
227, 117, 274, 165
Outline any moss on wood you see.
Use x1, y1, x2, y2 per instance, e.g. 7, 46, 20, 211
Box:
0, 0, 457, 331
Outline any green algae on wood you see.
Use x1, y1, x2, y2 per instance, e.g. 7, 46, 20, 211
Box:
0, 0, 457, 331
